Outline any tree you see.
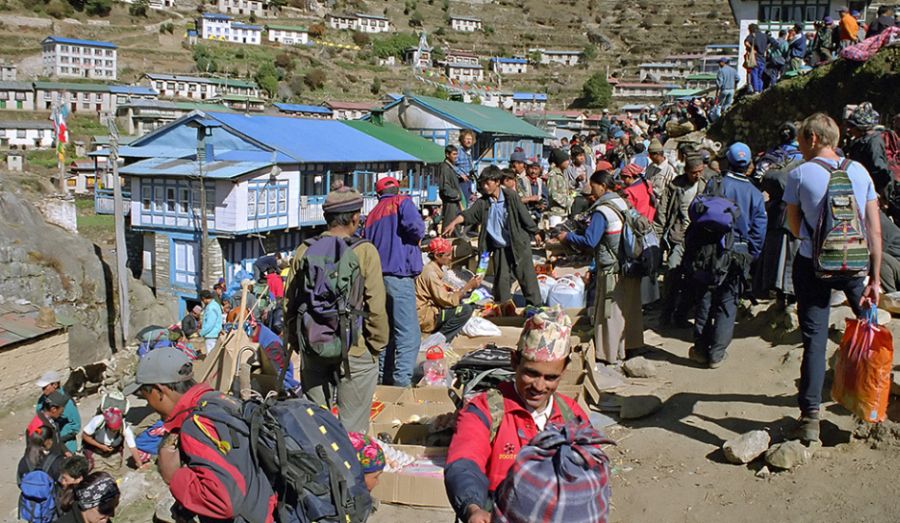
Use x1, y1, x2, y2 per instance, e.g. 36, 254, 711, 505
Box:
274, 52, 294, 71
303, 68, 327, 90
255, 62, 280, 97
372, 32, 418, 59
84, 0, 111, 16
581, 73, 612, 109
129, 0, 149, 16
582, 44, 597, 62
249, 12, 257, 23
351, 31, 370, 47
309, 23, 325, 38
409, 10, 424, 27
370, 77, 381, 95
528, 50, 542, 64
193, 46, 218, 73
431, 86, 450, 99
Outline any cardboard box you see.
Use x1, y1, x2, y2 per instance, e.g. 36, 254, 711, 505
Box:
398, 386, 455, 406
369, 422, 432, 446
373, 385, 407, 404
372, 402, 455, 425
372, 445, 452, 508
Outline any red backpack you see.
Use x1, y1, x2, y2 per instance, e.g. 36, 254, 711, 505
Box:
883, 130, 900, 182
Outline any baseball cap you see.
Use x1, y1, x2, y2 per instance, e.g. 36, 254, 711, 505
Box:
124, 347, 193, 396
36, 370, 63, 388
375, 176, 399, 193
44, 390, 68, 408
726, 142, 752, 169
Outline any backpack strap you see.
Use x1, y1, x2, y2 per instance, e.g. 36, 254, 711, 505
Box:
554, 393, 575, 423
486, 388, 505, 443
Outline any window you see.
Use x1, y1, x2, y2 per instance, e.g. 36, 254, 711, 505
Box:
757, 0, 827, 22
16, 129, 26, 139
153, 186, 164, 212
142, 186, 151, 211
172, 239, 198, 287
0, 92, 7, 100
166, 188, 176, 212
179, 188, 189, 213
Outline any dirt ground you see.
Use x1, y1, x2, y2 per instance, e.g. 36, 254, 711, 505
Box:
2, 306, 898, 523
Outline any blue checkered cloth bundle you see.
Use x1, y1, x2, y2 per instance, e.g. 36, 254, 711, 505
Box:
493, 421, 614, 523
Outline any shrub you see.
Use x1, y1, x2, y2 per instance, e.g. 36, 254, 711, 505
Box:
351, 31, 370, 47
303, 68, 327, 90
309, 23, 325, 38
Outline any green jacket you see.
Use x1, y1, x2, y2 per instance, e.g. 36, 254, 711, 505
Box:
460, 187, 537, 266
547, 167, 573, 217
36, 394, 81, 454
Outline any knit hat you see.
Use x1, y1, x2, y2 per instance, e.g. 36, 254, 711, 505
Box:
349, 432, 386, 474
103, 407, 124, 431
726, 142, 752, 169
594, 160, 613, 172
375, 176, 399, 194
823, 15, 834, 24
509, 151, 528, 164
322, 187, 363, 214
517, 307, 572, 362
493, 422, 614, 523
549, 148, 569, 166
428, 237, 452, 255
191, 305, 202, 314
846, 102, 880, 130
620, 163, 643, 178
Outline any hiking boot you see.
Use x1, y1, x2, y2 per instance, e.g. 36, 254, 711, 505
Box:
789, 411, 821, 443
708, 352, 728, 369
688, 346, 708, 365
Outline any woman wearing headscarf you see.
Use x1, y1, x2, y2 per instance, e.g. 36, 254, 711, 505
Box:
53, 472, 120, 523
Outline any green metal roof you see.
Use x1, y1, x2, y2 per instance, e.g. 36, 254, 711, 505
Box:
686, 73, 716, 81
266, 24, 308, 32
34, 81, 110, 92
411, 95, 551, 139
217, 94, 266, 102
666, 88, 704, 97
173, 101, 235, 112
342, 120, 444, 163
206, 77, 258, 89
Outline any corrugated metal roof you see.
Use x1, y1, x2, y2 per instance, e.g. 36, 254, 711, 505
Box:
666, 88, 704, 97
491, 57, 527, 64
34, 81, 110, 92
0, 81, 32, 91
324, 100, 379, 111
145, 73, 258, 90
120, 157, 272, 179
202, 12, 231, 20
411, 96, 550, 139
90, 145, 194, 158
0, 121, 53, 129
42, 36, 117, 49
341, 120, 444, 164
512, 92, 547, 101
274, 103, 332, 115
0, 303, 64, 349
266, 24, 308, 32
207, 112, 421, 163
109, 85, 157, 95
232, 22, 262, 30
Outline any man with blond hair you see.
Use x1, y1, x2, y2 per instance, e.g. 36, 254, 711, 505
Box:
784, 112, 882, 443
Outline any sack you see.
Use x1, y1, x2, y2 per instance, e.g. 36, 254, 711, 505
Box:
831, 307, 894, 423
462, 316, 502, 337
685, 180, 742, 287
810, 159, 870, 279
605, 203, 661, 277
99, 390, 129, 415
18, 456, 58, 523
196, 393, 373, 523
493, 422, 612, 523
293, 235, 368, 371
882, 129, 900, 182
547, 275, 586, 308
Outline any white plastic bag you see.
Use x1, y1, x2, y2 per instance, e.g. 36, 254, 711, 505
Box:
462, 316, 502, 337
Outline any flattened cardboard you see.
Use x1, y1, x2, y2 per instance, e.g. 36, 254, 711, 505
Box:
373, 385, 407, 404
372, 445, 452, 508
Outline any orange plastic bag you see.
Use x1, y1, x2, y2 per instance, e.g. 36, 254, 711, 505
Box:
831, 307, 894, 423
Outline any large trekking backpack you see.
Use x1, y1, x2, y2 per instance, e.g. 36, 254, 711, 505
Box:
602, 202, 661, 277
809, 158, 870, 279
293, 235, 368, 375
882, 129, 900, 182
18, 455, 58, 523
195, 393, 372, 523
684, 177, 742, 287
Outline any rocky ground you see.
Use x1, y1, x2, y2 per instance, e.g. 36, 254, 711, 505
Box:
0, 302, 897, 522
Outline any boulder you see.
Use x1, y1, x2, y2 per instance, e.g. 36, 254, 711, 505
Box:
765, 440, 811, 470
723, 430, 771, 464
622, 356, 658, 378
893, 372, 900, 397
618, 395, 663, 419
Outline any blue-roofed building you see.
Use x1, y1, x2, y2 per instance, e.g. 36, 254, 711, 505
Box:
105, 111, 433, 313
42, 36, 118, 80
490, 57, 528, 75
274, 103, 333, 119
511, 92, 547, 113
200, 12, 262, 45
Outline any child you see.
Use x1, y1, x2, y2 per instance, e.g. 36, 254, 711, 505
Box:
56, 455, 89, 518
349, 432, 386, 491
54, 472, 120, 523
17, 425, 63, 523
81, 408, 142, 474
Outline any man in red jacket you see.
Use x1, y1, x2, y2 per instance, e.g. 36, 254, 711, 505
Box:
444, 309, 590, 523
620, 162, 657, 221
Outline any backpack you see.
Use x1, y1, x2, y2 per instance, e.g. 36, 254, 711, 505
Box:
809, 158, 870, 279
883, 129, 900, 182
450, 345, 515, 408
195, 393, 372, 523
293, 235, 369, 376
18, 455, 58, 523
601, 202, 661, 277
684, 177, 742, 287
485, 389, 575, 442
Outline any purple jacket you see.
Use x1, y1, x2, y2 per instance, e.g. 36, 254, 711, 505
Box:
364, 194, 425, 277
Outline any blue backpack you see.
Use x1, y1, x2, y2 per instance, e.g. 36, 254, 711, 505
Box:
196, 394, 373, 523
685, 177, 742, 287
18, 455, 58, 523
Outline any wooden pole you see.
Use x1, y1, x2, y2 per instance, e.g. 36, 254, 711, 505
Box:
198, 129, 209, 290
107, 119, 130, 344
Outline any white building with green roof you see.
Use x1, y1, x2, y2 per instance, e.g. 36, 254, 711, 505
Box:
266, 24, 308, 45
143, 73, 261, 101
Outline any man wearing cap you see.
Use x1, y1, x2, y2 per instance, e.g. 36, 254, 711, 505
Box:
35, 371, 80, 454
838, 7, 859, 49
445, 309, 590, 523
181, 305, 202, 339
845, 102, 892, 193
516, 157, 547, 220
285, 188, 388, 430
658, 154, 707, 327
715, 57, 737, 112
812, 16, 835, 64
125, 348, 278, 521
508, 151, 529, 195
415, 238, 481, 343
646, 139, 677, 208
442, 166, 542, 307
27, 389, 70, 456
439, 145, 464, 236
687, 143, 767, 368
746, 24, 769, 93
547, 148, 574, 227
364, 176, 426, 387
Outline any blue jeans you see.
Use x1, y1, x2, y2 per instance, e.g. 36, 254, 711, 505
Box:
719, 89, 734, 111
458, 179, 472, 206
381, 275, 422, 387
693, 272, 741, 363
793, 256, 865, 414
751, 59, 765, 93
